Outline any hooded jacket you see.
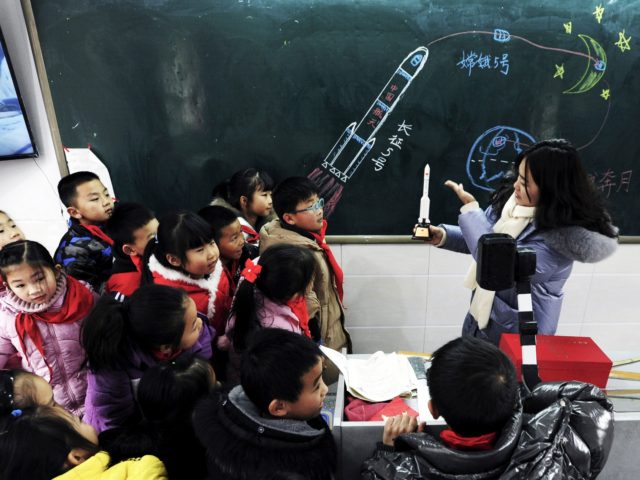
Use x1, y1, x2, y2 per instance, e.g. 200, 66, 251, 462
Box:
260, 219, 350, 352
193, 385, 337, 480
0, 274, 95, 416
440, 205, 618, 343
148, 254, 231, 334
361, 381, 614, 480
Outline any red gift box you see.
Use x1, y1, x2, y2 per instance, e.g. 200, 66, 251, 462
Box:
499, 334, 612, 388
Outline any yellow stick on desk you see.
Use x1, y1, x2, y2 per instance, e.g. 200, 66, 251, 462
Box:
609, 370, 640, 381
398, 351, 432, 360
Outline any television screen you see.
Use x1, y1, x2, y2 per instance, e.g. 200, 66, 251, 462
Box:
0, 27, 37, 160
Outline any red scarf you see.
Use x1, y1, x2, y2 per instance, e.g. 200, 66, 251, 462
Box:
308, 220, 344, 302
83, 224, 114, 246
15, 276, 94, 377
240, 224, 260, 244
151, 347, 184, 361
439, 428, 497, 451
286, 296, 311, 338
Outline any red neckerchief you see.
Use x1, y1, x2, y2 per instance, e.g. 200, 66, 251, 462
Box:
286, 296, 311, 338
15, 276, 94, 377
83, 224, 114, 246
308, 219, 344, 302
130, 254, 143, 272
439, 428, 497, 451
223, 259, 241, 291
240, 224, 260, 244
151, 347, 184, 361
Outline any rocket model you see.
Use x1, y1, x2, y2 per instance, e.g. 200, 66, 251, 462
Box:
412, 163, 431, 240
308, 46, 429, 217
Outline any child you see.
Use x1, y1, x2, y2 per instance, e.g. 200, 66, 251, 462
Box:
211, 168, 274, 247
104, 202, 158, 298
260, 176, 350, 352
82, 284, 214, 433
218, 244, 317, 383
361, 337, 615, 479
54, 171, 114, 292
0, 405, 167, 480
101, 355, 215, 480
0, 210, 26, 306
0, 240, 94, 416
1, 369, 58, 411
142, 210, 231, 334
198, 205, 256, 292
193, 328, 337, 480
0, 209, 26, 249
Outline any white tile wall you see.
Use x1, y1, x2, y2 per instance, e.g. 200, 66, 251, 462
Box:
338, 242, 640, 354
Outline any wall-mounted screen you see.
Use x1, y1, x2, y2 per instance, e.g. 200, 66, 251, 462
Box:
0, 27, 37, 160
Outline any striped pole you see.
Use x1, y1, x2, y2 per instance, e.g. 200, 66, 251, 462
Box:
516, 247, 540, 391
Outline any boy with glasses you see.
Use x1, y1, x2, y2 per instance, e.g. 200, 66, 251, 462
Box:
260, 177, 351, 358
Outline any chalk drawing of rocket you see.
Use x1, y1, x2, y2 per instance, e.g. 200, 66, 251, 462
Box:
308, 46, 429, 217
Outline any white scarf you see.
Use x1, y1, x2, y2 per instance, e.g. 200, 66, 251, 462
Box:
463, 193, 536, 328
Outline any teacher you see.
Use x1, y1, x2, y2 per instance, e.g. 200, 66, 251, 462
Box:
425, 139, 618, 344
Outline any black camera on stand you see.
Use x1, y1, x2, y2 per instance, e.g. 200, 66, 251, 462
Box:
476, 233, 540, 391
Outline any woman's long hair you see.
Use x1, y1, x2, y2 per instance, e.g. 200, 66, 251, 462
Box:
489, 139, 617, 237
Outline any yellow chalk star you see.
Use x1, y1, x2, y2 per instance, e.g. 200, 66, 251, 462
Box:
593, 5, 604, 24
600, 89, 610, 100
563, 21, 572, 34
615, 30, 631, 52
554, 64, 565, 79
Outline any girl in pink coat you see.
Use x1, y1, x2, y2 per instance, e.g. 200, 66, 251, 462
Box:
0, 240, 94, 416
218, 244, 317, 383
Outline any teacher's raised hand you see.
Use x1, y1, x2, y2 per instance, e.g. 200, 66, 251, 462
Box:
444, 180, 476, 205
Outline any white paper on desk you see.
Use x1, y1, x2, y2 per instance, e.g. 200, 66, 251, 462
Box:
320, 347, 416, 402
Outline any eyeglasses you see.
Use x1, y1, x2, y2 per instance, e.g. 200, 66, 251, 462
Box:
294, 198, 324, 214
0, 370, 15, 415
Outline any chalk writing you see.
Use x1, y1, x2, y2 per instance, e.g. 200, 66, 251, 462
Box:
457, 51, 510, 76
493, 29, 511, 42
563, 22, 572, 34
466, 126, 536, 191
588, 169, 633, 197
615, 30, 631, 53
593, 5, 605, 24
554, 64, 565, 79
371, 121, 413, 172
600, 89, 610, 100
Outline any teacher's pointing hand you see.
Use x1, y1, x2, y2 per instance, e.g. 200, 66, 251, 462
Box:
444, 180, 476, 205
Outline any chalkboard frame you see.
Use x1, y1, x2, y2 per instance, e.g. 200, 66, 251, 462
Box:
22, 0, 639, 243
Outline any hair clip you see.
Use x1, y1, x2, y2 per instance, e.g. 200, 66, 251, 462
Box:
10, 409, 22, 418
241, 258, 262, 284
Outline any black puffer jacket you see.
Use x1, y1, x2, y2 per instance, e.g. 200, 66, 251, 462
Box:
193, 385, 337, 480
361, 382, 614, 480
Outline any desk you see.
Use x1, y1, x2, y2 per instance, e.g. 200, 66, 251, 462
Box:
328, 352, 640, 480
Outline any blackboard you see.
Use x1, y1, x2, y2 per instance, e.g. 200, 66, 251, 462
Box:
31, 0, 640, 235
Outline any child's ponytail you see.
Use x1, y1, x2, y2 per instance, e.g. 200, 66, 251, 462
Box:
82, 295, 130, 371
230, 278, 260, 352
83, 285, 189, 371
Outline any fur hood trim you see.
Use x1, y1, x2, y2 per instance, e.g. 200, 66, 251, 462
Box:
541, 226, 618, 263
148, 254, 224, 320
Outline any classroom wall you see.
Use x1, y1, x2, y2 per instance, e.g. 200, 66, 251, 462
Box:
0, 0, 66, 254
2, 1, 638, 356
338, 242, 640, 354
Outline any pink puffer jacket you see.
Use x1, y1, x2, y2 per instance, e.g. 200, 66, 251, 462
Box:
0, 274, 94, 416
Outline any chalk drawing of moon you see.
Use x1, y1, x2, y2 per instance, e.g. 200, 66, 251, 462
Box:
563, 34, 607, 94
